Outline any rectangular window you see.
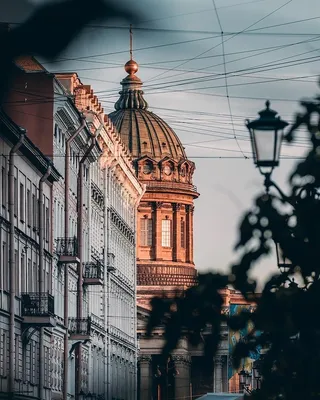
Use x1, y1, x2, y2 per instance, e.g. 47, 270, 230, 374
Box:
2, 243, 8, 291
15, 250, 19, 296
32, 262, 38, 292
45, 206, 49, 242
26, 189, 31, 226
21, 254, 26, 293
27, 258, 32, 292
181, 219, 185, 248
15, 334, 20, 379
0, 331, 7, 377
20, 183, 24, 222
14, 176, 18, 217
1, 166, 6, 208
161, 219, 171, 247
140, 218, 152, 246
33, 193, 37, 231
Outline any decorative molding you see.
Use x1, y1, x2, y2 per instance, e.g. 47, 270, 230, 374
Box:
138, 354, 152, 364
172, 203, 182, 212
154, 201, 163, 210
172, 354, 191, 365
214, 355, 225, 366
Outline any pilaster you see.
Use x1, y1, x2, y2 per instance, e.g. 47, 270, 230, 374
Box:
172, 203, 181, 262
214, 355, 224, 393
153, 202, 162, 260
172, 354, 191, 400
138, 354, 152, 400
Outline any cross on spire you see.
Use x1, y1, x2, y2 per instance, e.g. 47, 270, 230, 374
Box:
130, 24, 133, 60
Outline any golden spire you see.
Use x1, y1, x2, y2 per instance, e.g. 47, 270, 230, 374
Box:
124, 24, 139, 75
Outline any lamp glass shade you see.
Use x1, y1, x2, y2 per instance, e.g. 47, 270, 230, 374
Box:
253, 362, 262, 379
239, 369, 246, 385
245, 373, 252, 386
275, 241, 292, 272
246, 101, 288, 174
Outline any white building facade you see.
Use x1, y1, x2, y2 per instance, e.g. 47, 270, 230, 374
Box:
0, 57, 144, 400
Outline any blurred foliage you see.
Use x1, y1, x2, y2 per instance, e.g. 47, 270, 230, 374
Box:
0, 0, 140, 102
147, 93, 320, 399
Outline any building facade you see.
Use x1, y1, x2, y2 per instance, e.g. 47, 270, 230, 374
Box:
0, 108, 60, 399
1, 56, 144, 400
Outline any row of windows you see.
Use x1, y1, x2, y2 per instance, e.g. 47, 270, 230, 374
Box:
1, 163, 50, 241
140, 218, 186, 248
0, 331, 44, 385
0, 243, 51, 294
54, 124, 90, 180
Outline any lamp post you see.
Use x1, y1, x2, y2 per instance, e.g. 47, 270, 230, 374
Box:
238, 368, 252, 394
246, 100, 289, 191
252, 360, 262, 390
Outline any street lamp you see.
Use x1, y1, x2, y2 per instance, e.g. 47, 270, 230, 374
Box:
239, 369, 247, 386
253, 360, 262, 390
274, 240, 292, 274
246, 100, 289, 178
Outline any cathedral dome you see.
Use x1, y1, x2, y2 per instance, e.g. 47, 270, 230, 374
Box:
109, 60, 187, 162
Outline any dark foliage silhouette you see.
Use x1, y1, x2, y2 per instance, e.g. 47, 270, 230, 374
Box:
147, 91, 320, 399
0, 0, 140, 102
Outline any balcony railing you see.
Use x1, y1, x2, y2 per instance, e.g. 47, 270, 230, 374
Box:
21, 292, 56, 327
68, 317, 92, 339
55, 237, 80, 263
55, 237, 78, 256
83, 261, 104, 285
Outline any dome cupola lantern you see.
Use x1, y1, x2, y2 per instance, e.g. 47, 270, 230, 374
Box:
108, 26, 199, 291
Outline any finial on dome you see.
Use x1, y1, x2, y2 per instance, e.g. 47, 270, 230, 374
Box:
124, 24, 139, 75
124, 59, 139, 75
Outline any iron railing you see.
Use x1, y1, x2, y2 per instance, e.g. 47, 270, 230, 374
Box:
83, 261, 104, 280
91, 313, 105, 331
55, 237, 78, 257
68, 317, 92, 336
21, 292, 55, 317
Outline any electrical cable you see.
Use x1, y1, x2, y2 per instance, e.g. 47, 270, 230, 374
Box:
144, 0, 293, 83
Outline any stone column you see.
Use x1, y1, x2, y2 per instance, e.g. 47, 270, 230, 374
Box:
185, 205, 193, 263
189, 206, 194, 263
172, 203, 181, 262
214, 355, 224, 393
138, 354, 152, 400
153, 202, 163, 260
173, 354, 191, 400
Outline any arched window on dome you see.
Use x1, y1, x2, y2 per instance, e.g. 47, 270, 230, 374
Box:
143, 161, 153, 175
163, 162, 174, 177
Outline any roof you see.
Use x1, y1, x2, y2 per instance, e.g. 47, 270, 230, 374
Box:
197, 394, 243, 400
108, 60, 187, 162
14, 55, 47, 73
109, 108, 187, 161
0, 109, 60, 183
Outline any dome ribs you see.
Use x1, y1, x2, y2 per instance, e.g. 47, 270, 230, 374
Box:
137, 109, 157, 159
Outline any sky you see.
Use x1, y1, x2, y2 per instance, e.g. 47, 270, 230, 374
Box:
3, 0, 320, 286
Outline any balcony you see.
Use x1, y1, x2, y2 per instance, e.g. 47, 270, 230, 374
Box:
55, 237, 80, 264
83, 261, 104, 286
21, 293, 56, 327
107, 252, 115, 272
68, 317, 92, 340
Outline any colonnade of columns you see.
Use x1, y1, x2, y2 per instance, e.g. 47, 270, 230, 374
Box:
138, 353, 228, 400
151, 202, 194, 264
